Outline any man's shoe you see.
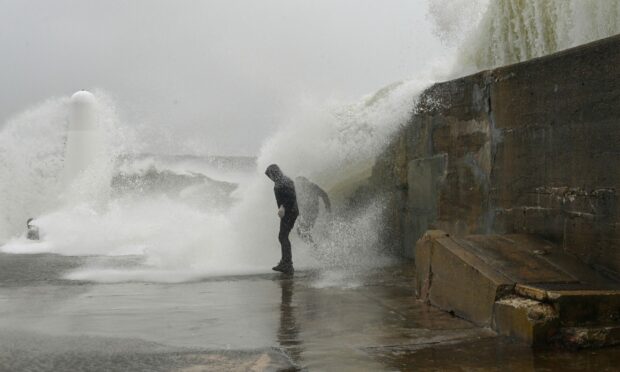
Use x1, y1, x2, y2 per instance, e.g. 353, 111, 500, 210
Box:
272, 262, 294, 275
280, 263, 294, 275
272, 261, 285, 272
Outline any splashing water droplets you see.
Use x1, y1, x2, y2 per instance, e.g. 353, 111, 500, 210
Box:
2, 1, 620, 284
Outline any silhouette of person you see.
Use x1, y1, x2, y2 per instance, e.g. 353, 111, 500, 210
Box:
265, 164, 299, 274
295, 176, 331, 245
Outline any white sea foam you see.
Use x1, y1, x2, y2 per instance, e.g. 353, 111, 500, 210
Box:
0, 78, 428, 283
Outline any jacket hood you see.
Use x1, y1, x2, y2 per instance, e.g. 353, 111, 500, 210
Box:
265, 164, 283, 182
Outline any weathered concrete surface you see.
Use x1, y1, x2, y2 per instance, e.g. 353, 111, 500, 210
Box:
550, 289, 620, 327
414, 232, 617, 326
415, 231, 513, 325
415, 232, 620, 347
561, 326, 620, 349
493, 296, 559, 348
369, 35, 620, 276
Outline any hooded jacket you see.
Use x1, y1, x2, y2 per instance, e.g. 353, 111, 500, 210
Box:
265, 164, 299, 216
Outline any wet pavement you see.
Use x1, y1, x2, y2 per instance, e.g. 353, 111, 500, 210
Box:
0, 253, 619, 371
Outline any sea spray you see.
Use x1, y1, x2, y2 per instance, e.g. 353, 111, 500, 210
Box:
431, 0, 620, 74
0, 91, 132, 244
258, 79, 432, 188
4, 0, 620, 284
0, 97, 69, 241
22, 78, 430, 283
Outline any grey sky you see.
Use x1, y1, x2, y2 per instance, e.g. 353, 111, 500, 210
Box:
0, 0, 448, 155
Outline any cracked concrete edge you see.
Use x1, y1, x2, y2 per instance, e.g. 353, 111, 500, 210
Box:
492, 296, 560, 348
415, 230, 515, 326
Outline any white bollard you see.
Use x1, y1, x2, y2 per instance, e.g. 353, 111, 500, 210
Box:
62, 90, 103, 186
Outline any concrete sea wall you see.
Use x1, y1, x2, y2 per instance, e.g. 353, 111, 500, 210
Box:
368, 35, 620, 276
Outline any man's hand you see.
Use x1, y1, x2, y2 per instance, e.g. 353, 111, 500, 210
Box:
278, 206, 285, 218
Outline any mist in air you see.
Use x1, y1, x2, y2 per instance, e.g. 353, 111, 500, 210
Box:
0, 0, 449, 155
1, 0, 619, 284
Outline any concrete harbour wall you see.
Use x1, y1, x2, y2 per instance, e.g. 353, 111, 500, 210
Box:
368, 35, 620, 276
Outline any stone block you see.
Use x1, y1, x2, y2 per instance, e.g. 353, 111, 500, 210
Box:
551, 290, 620, 327
560, 326, 620, 349
515, 283, 620, 327
492, 296, 559, 347
415, 232, 513, 326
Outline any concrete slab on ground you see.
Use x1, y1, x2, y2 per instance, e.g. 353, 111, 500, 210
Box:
415, 231, 620, 348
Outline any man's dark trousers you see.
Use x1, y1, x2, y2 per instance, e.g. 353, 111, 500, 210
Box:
279, 213, 298, 264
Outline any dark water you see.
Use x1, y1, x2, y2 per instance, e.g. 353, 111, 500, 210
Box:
0, 253, 618, 371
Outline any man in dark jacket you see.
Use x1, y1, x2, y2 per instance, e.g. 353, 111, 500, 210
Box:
265, 164, 299, 274
295, 176, 331, 244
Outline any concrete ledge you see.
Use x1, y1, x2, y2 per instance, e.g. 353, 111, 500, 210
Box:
415, 231, 513, 326
560, 326, 620, 349
493, 296, 559, 347
553, 291, 620, 327
415, 230, 620, 348
516, 283, 620, 326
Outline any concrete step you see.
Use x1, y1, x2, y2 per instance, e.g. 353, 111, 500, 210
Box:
492, 296, 559, 348
492, 295, 620, 348
415, 230, 620, 348
560, 325, 620, 349
515, 283, 620, 327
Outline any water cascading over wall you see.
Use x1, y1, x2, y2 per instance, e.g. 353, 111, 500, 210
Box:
459, 0, 620, 71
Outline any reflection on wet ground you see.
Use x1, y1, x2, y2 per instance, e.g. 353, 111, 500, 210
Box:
0, 253, 619, 371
